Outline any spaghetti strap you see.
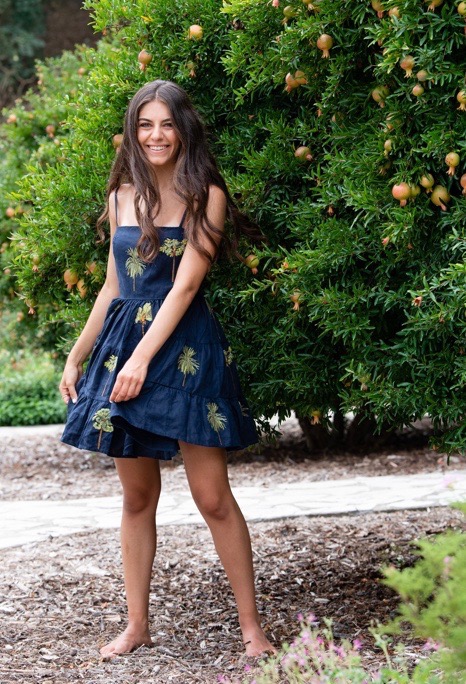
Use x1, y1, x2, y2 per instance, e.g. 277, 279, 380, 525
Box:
114, 188, 119, 227
179, 207, 188, 229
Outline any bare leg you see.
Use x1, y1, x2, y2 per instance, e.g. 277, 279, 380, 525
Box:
100, 456, 161, 658
179, 441, 275, 657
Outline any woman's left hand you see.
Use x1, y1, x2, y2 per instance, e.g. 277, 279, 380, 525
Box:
110, 356, 148, 402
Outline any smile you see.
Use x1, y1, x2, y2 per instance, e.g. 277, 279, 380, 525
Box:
148, 145, 169, 151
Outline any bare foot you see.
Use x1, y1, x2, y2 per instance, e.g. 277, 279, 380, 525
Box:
100, 626, 153, 659
242, 625, 276, 658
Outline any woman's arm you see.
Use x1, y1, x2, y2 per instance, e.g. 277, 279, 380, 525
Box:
110, 185, 227, 403
59, 191, 120, 404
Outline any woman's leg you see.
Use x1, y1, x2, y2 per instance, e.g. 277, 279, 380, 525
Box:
179, 441, 275, 657
100, 456, 161, 658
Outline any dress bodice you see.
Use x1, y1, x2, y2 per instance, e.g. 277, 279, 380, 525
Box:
113, 225, 187, 299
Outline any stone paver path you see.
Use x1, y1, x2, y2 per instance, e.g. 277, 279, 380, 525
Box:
1, 469, 466, 550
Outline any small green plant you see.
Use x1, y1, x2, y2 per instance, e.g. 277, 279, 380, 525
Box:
383, 502, 466, 682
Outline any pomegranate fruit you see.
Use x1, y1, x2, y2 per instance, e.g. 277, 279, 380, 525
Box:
388, 6, 400, 17
460, 173, 466, 195
416, 69, 428, 81
245, 254, 259, 274
290, 290, 302, 310
371, 85, 389, 107
5, 207, 15, 218
383, 139, 392, 156
420, 173, 434, 192
371, 0, 384, 17
457, 90, 466, 111
295, 146, 312, 161
430, 185, 450, 210
426, 0, 442, 9
188, 24, 203, 40
458, 1, 466, 14
445, 152, 460, 176
6, 113, 17, 124
412, 296, 422, 307
77, 279, 87, 298
317, 34, 333, 58
412, 84, 424, 97
409, 183, 421, 198
400, 54, 415, 77
112, 133, 123, 149
138, 49, 152, 71
392, 182, 411, 206
64, 269, 79, 291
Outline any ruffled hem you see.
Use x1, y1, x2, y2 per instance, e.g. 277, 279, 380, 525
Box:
61, 380, 259, 459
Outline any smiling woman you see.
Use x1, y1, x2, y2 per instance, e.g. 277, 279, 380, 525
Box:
58, 80, 274, 661
137, 103, 181, 167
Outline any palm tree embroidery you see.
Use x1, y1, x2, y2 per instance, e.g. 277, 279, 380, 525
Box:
160, 238, 187, 281
125, 247, 146, 291
92, 408, 113, 450
101, 354, 118, 396
223, 346, 234, 366
207, 402, 227, 445
135, 302, 153, 336
177, 346, 200, 386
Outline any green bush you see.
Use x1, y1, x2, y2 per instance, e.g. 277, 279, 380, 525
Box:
0, 46, 95, 351
0, 350, 65, 425
7, 0, 466, 447
383, 501, 466, 682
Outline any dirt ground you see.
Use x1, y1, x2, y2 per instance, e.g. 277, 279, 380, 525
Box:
0, 426, 465, 683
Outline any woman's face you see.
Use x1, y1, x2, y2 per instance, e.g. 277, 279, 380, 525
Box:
137, 99, 181, 169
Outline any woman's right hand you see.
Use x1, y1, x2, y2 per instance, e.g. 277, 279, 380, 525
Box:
59, 361, 83, 404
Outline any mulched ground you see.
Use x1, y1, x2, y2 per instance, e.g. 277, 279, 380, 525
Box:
0, 426, 465, 683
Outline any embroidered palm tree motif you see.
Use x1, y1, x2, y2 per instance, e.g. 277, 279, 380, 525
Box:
160, 238, 187, 282
223, 346, 234, 365
177, 346, 199, 386
101, 354, 118, 396
135, 302, 152, 336
92, 407, 113, 449
125, 247, 146, 291
207, 402, 227, 445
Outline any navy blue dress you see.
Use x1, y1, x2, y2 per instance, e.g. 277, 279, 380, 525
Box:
61, 193, 259, 460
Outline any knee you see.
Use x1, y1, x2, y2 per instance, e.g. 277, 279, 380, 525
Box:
122, 486, 159, 516
193, 489, 234, 521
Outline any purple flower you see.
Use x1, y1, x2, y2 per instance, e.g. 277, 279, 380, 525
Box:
297, 612, 304, 621
353, 639, 363, 651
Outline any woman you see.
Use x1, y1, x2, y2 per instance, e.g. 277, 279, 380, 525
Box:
59, 80, 274, 659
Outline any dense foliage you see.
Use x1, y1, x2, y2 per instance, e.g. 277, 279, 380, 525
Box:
0, 0, 45, 108
0, 348, 65, 425
4, 0, 466, 447
0, 47, 94, 350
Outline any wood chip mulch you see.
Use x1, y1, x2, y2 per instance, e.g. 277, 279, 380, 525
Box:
0, 508, 463, 683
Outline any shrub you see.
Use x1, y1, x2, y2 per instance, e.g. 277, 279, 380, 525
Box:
0, 46, 95, 351
0, 350, 65, 425
383, 501, 466, 682
7, 0, 466, 447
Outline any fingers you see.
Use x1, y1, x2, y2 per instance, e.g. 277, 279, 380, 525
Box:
59, 384, 77, 404
110, 377, 143, 403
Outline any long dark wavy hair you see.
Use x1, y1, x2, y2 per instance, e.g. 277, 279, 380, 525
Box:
97, 80, 265, 263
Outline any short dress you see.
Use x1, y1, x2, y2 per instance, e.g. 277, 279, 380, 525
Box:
60, 192, 259, 460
